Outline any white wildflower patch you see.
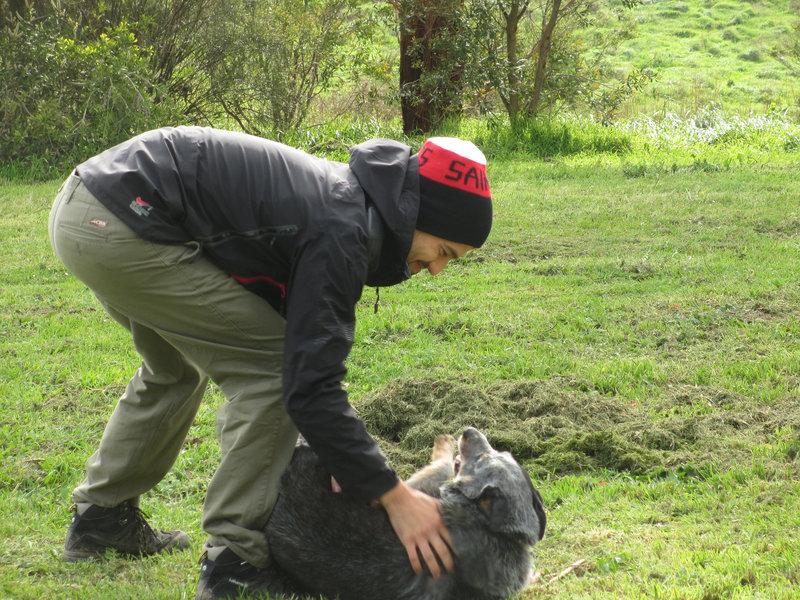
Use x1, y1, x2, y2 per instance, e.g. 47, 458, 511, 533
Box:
619, 103, 800, 153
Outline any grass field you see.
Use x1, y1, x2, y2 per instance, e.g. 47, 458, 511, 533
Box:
2, 1, 800, 597
2, 116, 800, 599
588, 0, 800, 119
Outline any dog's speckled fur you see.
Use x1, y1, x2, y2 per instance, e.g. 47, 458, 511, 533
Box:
263, 427, 546, 600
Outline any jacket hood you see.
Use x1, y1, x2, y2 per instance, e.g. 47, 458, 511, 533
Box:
349, 139, 420, 287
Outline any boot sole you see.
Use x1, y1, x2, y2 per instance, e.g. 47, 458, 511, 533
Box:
63, 548, 101, 562
63, 533, 191, 562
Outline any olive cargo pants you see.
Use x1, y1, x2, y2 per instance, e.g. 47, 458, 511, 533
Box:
48, 173, 299, 567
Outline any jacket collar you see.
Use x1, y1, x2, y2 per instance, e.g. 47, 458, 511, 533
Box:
349, 139, 419, 288
365, 203, 412, 287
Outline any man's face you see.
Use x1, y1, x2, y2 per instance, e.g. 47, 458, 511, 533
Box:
406, 230, 474, 276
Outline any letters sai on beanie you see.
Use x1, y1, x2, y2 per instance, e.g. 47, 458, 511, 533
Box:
416, 137, 492, 248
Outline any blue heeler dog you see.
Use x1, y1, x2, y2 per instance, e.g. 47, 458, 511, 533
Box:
263, 427, 547, 600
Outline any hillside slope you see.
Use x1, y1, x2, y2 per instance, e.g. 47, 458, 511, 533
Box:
594, 0, 799, 117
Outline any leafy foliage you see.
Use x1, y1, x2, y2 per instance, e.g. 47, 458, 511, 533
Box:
196, 0, 375, 133
1, 0, 797, 177
0, 0, 377, 173
589, 67, 660, 124
464, 0, 653, 125
0, 9, 176, 173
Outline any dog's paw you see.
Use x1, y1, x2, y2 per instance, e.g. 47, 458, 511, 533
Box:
527, 567, 543, 587
432, 434, 456, 461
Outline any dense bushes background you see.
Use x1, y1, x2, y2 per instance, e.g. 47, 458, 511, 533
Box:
1, 0, 799, 179
0, 0, 378, 177
0, 13, 178, 176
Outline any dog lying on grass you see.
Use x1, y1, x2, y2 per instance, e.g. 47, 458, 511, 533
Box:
263, 427, 547, 600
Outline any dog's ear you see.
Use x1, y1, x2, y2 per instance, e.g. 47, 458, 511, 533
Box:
530, 483, 546, 542
475, 483, 544, 546
476, 485, 510, 532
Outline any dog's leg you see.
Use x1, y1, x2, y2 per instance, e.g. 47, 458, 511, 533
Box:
430, 434, 456, 463
405, 435, 456, 497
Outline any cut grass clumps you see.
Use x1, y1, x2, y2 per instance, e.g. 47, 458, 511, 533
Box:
356, 377, 800, 481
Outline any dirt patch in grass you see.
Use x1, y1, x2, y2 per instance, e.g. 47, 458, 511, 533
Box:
355, 377, 800, 479
462, 239, 582, 265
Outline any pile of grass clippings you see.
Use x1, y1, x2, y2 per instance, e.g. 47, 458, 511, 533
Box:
355, 377, 800, 480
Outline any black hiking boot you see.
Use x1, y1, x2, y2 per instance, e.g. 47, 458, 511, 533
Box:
63, 501, 191, 562
195, 547, 279, 600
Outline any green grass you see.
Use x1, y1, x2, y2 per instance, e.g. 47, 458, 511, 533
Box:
588, 0, 800, 118
2, 120, 800, 598
3, 2, 799, 595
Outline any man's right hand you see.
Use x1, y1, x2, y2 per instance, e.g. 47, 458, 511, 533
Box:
378, 480, 455, 578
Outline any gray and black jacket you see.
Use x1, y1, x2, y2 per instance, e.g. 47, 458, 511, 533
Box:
76, 126, 420, 502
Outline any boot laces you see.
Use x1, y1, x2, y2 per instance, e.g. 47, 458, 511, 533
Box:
117, 503, 161, 548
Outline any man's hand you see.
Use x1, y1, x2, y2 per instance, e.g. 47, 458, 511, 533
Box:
378, 480, 455, 578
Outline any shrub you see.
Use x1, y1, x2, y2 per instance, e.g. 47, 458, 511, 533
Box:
722, 28, 740, 42
785, 135, 800, 152
0, 12, 178, 176
739, 48, 763, 62
196, 0, 379, 134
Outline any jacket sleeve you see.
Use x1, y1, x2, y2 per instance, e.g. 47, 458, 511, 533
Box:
280, 228, 399, 502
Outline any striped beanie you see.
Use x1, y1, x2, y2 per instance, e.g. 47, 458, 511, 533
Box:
416, 137, 492, 248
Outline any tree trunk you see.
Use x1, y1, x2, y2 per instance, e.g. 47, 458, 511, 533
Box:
399, 10, 432, 134
503, 1, 527, 126
528, 0, 562, 117
396, 0, 463, 135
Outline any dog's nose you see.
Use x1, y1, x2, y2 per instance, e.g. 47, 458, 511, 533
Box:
462, 427, 480, 439
459, 427, 492, 456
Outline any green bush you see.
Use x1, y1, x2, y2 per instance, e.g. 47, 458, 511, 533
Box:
0, 13, 178, 178
739, 48, 763, 62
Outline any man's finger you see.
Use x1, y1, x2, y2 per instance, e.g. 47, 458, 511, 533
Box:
439, 523, 456, 556
418, 541, 442, 579
405, 542, 423, 575
430, 534, 455, 573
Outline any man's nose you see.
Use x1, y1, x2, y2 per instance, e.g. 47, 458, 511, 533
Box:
427, 258, 450, 276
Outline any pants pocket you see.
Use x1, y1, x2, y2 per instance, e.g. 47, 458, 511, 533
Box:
162, 240, 203, 266
49, 172, 81, 248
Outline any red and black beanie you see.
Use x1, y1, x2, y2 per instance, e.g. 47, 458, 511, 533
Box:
416, 137, 492, 248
